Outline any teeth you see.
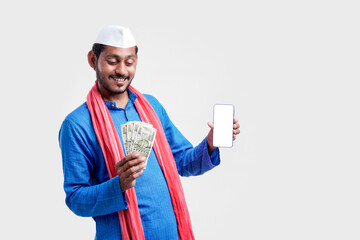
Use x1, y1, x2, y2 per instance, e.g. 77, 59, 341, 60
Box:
113, 77, 126, 82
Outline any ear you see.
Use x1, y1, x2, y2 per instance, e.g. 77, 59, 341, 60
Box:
87, 50, 97, 69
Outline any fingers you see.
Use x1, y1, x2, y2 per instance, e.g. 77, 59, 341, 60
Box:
115, 152, 143, 168
120, 167, 144, 187
115, 153, 146, 192
207, 118, 240, 141
233, 129, 240, 140
119, 169, 144, 193
233, 118, 240, 129
233, 118, 240, 140
233, 118, 240, 132
116, 154, 146, 175
233, 128, 240, 135
121, 160, 146, 178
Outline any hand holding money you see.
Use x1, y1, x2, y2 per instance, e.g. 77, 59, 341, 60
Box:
121, 121, 157, 169
116, 122, 156, 192
114, 153, 146, 192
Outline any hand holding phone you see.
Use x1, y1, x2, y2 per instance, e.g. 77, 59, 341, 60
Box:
213, 104, 235, 148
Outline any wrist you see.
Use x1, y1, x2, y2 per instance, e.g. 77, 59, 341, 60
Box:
207, 140, 216, 155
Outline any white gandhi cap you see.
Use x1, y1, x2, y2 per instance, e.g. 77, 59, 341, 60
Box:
94, 25, 137, 48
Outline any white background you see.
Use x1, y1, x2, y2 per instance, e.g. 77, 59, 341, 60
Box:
0, 0, 359, 239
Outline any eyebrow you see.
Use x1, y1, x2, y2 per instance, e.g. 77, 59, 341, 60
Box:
105, 54, 136, 59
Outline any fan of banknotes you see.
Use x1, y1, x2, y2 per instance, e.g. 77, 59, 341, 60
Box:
121, 121, 157, 168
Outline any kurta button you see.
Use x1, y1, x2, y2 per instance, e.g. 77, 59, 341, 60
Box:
111, 104, 114, 107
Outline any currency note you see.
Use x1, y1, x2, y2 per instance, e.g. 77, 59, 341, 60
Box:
121, 124, 128, 155
130, 123, 141, 153
120, 121, 156, 169
132, 126, 157, 168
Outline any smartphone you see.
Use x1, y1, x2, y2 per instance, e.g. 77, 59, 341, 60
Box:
213, 104, 235, 148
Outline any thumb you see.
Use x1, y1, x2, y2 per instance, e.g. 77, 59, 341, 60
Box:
207, 121, 214, 129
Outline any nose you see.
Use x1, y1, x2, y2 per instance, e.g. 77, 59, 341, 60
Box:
115, 62, 127, 75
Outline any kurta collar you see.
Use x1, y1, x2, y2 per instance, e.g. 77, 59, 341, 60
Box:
103, 88, 138, 110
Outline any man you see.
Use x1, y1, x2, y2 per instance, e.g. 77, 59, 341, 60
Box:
59, 25, 240, 240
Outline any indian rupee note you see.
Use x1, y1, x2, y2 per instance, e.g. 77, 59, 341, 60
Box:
132, 126, 157, 168
121, 124, 128, 155
130, 122, 141, 153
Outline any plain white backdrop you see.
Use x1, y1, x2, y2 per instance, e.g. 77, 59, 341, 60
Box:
0, 0, 359, 239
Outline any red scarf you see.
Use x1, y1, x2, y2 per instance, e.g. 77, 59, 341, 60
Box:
87, 81, 194, 239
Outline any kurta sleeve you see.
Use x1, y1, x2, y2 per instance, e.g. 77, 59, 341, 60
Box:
162, 109, 220, 176
145, 95, 221, 176
59, 118, 127, 217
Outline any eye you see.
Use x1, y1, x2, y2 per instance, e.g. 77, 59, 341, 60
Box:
107, 60, 117, 65
125, 61, 134, 66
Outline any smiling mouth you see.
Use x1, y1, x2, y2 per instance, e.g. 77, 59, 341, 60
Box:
111, 75, 129, 82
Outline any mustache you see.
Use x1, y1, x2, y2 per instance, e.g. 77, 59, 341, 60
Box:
110, 74, 130, 80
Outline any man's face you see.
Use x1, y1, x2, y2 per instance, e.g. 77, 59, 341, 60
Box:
95, 46, 137, 98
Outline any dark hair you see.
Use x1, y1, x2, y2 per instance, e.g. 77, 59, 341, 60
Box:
92, 43, 138, 58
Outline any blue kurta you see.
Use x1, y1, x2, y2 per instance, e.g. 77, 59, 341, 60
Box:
59, 90, 220, 240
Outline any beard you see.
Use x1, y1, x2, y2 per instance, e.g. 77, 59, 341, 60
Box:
96, 67, 134, 95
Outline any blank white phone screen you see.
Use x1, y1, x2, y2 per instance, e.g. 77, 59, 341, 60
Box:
213, 104, 234, 148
